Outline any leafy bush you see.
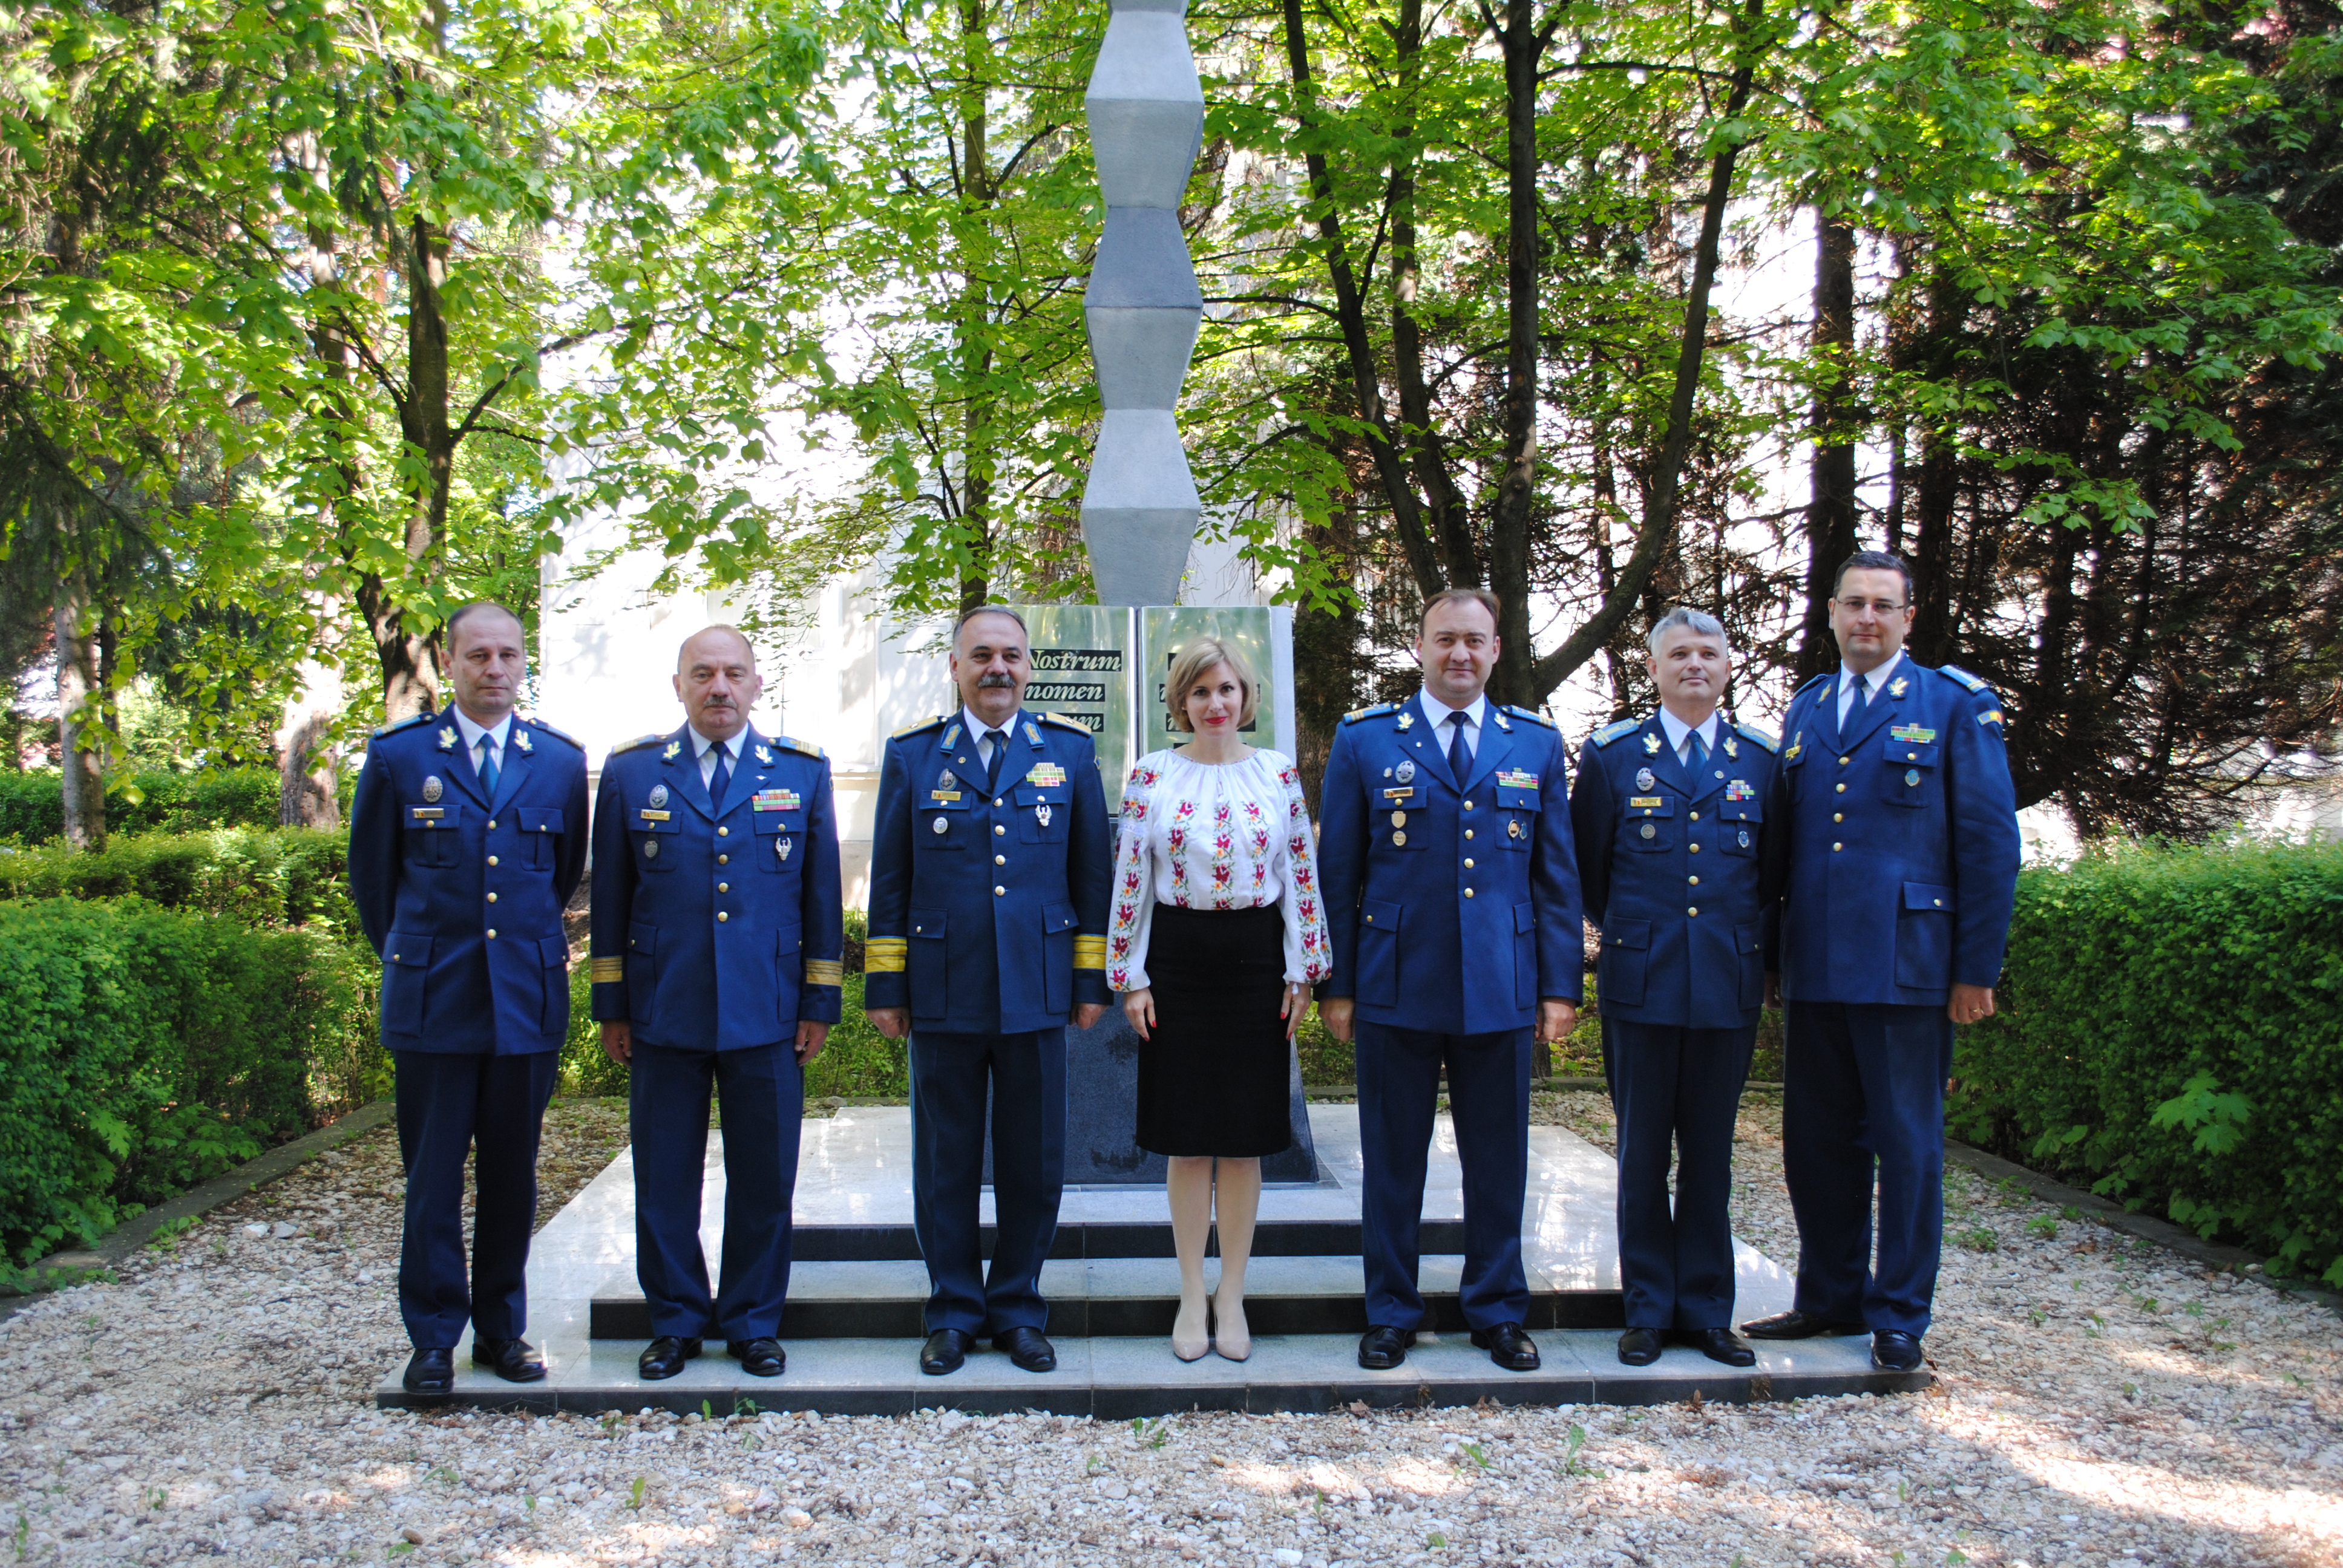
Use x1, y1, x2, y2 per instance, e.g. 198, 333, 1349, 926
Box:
560, 967, 913, 1102
0, 767, 287, 845
0, 828, 358, 938
1950, 839, 2343, 1287
0, 898, 385, 1270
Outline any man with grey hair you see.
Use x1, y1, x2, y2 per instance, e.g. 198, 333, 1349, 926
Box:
1570, 607, 1784, 1368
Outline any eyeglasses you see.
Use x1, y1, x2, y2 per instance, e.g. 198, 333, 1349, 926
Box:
1835, 599, 1908, 615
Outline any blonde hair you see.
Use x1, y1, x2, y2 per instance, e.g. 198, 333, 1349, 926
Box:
1164, 636, 1259, 732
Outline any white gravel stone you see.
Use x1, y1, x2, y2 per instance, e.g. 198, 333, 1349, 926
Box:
0, 1097, 2336, 1566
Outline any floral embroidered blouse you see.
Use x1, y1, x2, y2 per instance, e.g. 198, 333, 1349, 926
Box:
1106, 746, 1332, 993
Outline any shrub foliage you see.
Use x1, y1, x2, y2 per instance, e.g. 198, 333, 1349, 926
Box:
1950, 840, 2343, 1287
0, 828, 358, 934
0, 898, 384, 1269
0, 768, 286, 844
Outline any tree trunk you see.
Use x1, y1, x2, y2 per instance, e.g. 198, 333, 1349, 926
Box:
1526, 0, 1769, 701
1486, 0, 1549, 708
1795, 211, 1860, 682
278, 653, 346, 828
957, 0, 995, 610
54, 585, 103, 851
1909, 264, 1966, 665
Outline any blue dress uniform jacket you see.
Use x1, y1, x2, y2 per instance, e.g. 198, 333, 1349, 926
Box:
865, 709, 1113, 1338
1570, 711, 1782, 1332
1767, 659, 2022, 1340
863, 712, 1115, 1028
588, 724, 845, 1346
347, 708, 589, 1354
1318, 694, 1585, 1029
350, 711, 591, 1054
589, 725, 845, 1043
1570, 713, 1782, 1029
1769, 662, 2020, 1005
1317, 693, 1584, 1336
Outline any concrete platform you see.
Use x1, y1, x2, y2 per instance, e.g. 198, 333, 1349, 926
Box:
376, 1106, 1933, 1414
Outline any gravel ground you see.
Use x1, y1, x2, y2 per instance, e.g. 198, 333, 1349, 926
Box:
2, 1096, 2338, 1567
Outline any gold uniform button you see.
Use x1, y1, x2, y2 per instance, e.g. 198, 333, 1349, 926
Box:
718, 854, 729, 864
718, 826, 729, 837
1833, 813, 1843, 823
1836, 782, 1847, 793
1689, 811, 1700, 821
487, 928, 497, 939
487, 855, 499, 867
994, 854, 1006, 866
1833, 842, 1843, 852
1688, 843, 1700, 854
1463, 887, 1475, 898
1688, 875, 1699, 886
1934, 898, 1944, 907
1687, 906, 1699, 917
1463, 800, 1475, 811
994, 797, 1004, 808
391, 953, 401, 962
1463, 829, 1474, 841
718, 911, 729, 923
994, 824, 1006, 836
485, 892, 497, 903
1839, 757, 1850, 766
487, 818, 497, 829
994, 886, 1006, 897
1463, 858, 1475, 869
718, 882, 729, 893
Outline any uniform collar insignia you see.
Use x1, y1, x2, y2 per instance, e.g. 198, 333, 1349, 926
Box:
1722, 733, 1738, 759
1024, 720, 1042, 746
754, 744, 773, 765
1395, 710, 1414, 731
1888, 675, 1910, 698
514, 728, 533, 754
1785, 731, 1804, 760
941, 722, 962, 750
437, 725, 456, 751
663, 740, 682, 761
1492, 709, 1511, 731
1643, 731, 1663, 754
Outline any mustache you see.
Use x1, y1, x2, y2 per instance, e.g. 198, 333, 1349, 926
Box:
977, 673, 1015, 688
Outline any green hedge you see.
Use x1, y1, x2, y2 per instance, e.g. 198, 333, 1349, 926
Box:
1950, 840, 2343, 1287
0, 767, 287, 845
0, 827, 359, 936
0, 897, 385, 1271
558, 965, 915, 1102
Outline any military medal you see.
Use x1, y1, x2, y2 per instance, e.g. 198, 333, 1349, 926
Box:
1889, 723, 1938, 745
1738, 829, 1751, 848
753, 788, 801, 812
1906, 768, 1922, 786
643, 838, 659, 858
1037, 801, 1052, 828
437, 726, 457, 752
779, 838, 792, 861
1640, 823, 1656, 840
1726, 779, 1754, 802
1635, 767, 1656, 791
1390, 811, 1407, 828
1496, 769, 1538, 791
1392, 830, 1407, 846
1395, 760, 1416, 784
1026, 762, 1067, 788
1508, 819, 1522, 839
649, 783, 669, 809
422, 775, 443, 802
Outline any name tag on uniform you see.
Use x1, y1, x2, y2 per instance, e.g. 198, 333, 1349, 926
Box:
410, 808, 445, 820
1627, 796, 1663, 809
639, 809, 672, 822
1496, 769, 1539, 789
1382, 788, 1416, 802
931, 790, 962, 803
753, 789, 802, 812
1026, 762, 1067, 788
1889, 724, 1938, 744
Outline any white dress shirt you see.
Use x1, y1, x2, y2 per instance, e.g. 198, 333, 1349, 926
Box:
1417, 687, 1488, 762
688, 726, 745, 788
1837, 650, 1907, 731
1655, 706, 1721, 768
451, 708, 513, 783
960, 705, 1021, 771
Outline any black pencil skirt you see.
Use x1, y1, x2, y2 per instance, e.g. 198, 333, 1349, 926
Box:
1135, 903, 1295, 1158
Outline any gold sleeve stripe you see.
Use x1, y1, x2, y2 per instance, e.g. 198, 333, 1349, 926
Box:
590, 956, 624, 982
864, 936, 908, 974
802, 959, 845, 987
1073, 935, 1107, 969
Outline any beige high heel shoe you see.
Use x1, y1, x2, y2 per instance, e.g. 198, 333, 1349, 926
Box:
1171, 1292, 1209, 1362
1211, 1287, 1251, 1362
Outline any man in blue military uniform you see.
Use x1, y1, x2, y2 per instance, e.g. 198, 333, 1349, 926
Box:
863, 606, 1114, 1376
349, 601, 590, 1396
1317, 588, 1584, 1373
1571, 607, 1783, 1368
1745, 551, 2020, 1372
591, 624, 844, 1382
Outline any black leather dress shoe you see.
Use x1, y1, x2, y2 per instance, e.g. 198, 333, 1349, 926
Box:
1872, 1330, 1925, 1371
1356, 1325, 1416, 1370
920, 1328, 975, 1376
403, 1348, 454, 1395
1470, 1321, 1541, 1371
995, 1325, 1057, 1373
1741, 1308, 1867, 1340
728, 1338, 785, 1377
1677, 1327, 1756, 1367
1616, 1327, 1663, 1367
637, 1336, 703, 1380
471, 1337, 547, 1382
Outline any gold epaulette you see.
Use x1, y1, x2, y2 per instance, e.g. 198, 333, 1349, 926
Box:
1040, 711, 1091, 731
521, 715, 583, 750
1734, 722, 1780, 754
1340, 704, 1395, 725
1503, 705, 1555, 729
1590, 718, 1641, 748
370, 712, 435, 739
609, 732, 668, 755
891, 716, 946, 739
1938, 663, 1993, 695
773, 734, 825, 759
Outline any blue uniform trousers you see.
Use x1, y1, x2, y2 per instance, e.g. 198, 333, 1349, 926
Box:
393, 1048, 559, 1351
910, 1027, 1066, 1334
631, 1040, 804, 1342
1781, 1001, 1953, 1337
1355, 1022, 1532, 1331
1610, 1020, 1755, 1331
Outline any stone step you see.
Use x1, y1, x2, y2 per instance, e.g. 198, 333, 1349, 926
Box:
589, 1256, 1625, 1340
378, 1329, 1923, 1417
789, 1216, 1463, 1263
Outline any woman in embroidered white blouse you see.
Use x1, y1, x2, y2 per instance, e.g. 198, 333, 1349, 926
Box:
1109, 637, 1331, 1362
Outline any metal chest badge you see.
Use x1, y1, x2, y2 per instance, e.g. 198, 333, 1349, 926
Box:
1037, 801, 1052, 828
422, 775, 443, 802
932, 816, 949, 834
778, 837, 792, 861
1635, 767, 1656, 791
1395, 759, 1416, 784
648, 783, 669, 809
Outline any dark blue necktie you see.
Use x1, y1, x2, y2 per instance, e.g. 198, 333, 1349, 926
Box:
476, 737, 499, 797
1849, 675, 1871, 727
1685, 728, 1708, 778
983, 728, 1006, 792
708, 744, 732, 808
1447, 711, 1470, 779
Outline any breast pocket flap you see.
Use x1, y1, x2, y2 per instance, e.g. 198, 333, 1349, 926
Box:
635, 813, 681, 834
1041, 901, 1078, 934
518, 807, 563, 834
539, 935, 570, 969
1625, 796, 1676, 818
1495, 786, 1542, 812
910, 908, 948, 939
384, 933, 433, 967
750, 813, 802, 836
628, 922, 657, 955
1360, 898, 1402, 933
1604, 918, 1651, 951
1888, 741, 1942, 768
1902, 882, 1956, 912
